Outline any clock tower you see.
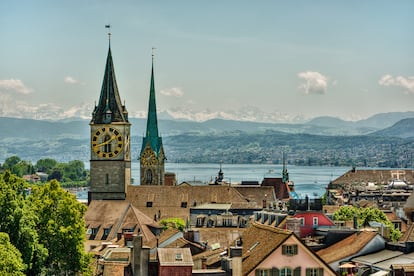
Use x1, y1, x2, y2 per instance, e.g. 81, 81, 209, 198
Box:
88, 41, 131, 202
140, 52, 165, 185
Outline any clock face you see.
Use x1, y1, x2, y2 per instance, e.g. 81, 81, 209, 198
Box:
92, 126, 123, 158
141, 150, 157, 166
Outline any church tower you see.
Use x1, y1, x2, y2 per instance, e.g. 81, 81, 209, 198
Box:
88, 36, 131, 202
140, 51, 165, 185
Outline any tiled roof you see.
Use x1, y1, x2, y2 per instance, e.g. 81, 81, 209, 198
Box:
126, 185, 274, 221
234, 186, 276, 206
85, 200, 159, 245
241, 222, 292, 275
196, 227, 247, 250
317, 230, 378, 263
261, 177, 290, 199
400, 223, 414, 242
158, 248, 194, 266
331, 169, 414, 186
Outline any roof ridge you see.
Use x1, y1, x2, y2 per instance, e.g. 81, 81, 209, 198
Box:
251, 220, 292, 235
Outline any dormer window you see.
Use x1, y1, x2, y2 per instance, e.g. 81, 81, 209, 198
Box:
175, 253, 183, 261
102, 226, 112, 240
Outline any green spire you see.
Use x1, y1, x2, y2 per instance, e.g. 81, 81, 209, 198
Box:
282, 151, 289, 183
141, 51, 162, 155
91, 46, 128, 124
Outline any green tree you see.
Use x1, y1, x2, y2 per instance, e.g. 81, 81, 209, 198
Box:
0, 171, 47, 275
0, 232, 25, 276
11, 160, 35, 177
159, 218, 186, 231
29, 180, 91, 275
35, 158, 58, 174
2, 156, 21, 170
333, 206, 402, 241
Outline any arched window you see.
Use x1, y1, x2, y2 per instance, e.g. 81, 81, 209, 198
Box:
146, 169, 153, 184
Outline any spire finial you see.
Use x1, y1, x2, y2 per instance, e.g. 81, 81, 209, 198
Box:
105, 24, 112, 47
152, 47, 156, 64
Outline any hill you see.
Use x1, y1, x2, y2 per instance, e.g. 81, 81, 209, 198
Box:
370, 118, 414, 138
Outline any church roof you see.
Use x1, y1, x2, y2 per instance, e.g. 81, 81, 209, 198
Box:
91, 46, 128, 124
141, 56, 163, 155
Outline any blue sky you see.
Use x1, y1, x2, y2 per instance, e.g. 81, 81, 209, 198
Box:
0, 1, 413, 121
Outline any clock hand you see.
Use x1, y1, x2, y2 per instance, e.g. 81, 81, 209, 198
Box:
93, 135, 116, 148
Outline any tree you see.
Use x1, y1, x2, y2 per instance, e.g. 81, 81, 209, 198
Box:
159, 218, 186, 231
333, 206, 402, 241
35, 158, 57, 174
0, 232, 25, 276
2, 156, 21, 170
0, 171, 47, 275
29, 180, 91, 275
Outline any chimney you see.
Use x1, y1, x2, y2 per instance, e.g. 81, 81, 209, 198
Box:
230, 246, 243, 276
201, 257, 207, 269
286, 218, 301, 237
353, 215, 358, 229
131, 235, 149, 276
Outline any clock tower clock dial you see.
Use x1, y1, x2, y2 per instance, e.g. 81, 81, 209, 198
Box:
92, 126, 124, 159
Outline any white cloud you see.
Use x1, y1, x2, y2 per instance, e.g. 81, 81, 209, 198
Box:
297, 71, 329, 95
379, 75, 414, 94
64, 76, 82, 84
0, 79, 33, 94
160, 87, 184, 97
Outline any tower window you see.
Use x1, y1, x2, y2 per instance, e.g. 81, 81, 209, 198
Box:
146, 169, 153, 184
105, 174, 109, 184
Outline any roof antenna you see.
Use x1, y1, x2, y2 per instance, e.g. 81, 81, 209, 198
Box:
105, 24, 111, 47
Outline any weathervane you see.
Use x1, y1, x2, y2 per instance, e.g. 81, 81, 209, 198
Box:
105, 24, 111, 46
152, 47, 156, 63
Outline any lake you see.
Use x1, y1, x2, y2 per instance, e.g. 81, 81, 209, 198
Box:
129, 162, 350, 198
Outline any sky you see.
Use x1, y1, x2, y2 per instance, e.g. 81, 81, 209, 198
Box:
0, 0, 413, 122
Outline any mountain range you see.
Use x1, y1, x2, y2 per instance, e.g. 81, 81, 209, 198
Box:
1, 111, 413, 166
1, 111, 413, 139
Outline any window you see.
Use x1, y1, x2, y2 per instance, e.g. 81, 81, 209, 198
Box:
196, 217, 205, 227
146, 169, 153, 184
306, 268, 323, 276
281, 267, 292, 276
102, 226, 112, 240
105, 173, 109, 185
282, 244, 298, 256
175, 253, 183, 261
300, 217, 305, 226
181, 202, 187, 208
89, 226, 100, 240
313, 217, 318, 226
256, 268, 280, 276
394, 222, 402, 231
146, 201, 153, 207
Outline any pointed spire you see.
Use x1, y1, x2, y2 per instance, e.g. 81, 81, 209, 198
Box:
282, 151, 289, 183
91, 32, 127, 124
141, 48, 162, 155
